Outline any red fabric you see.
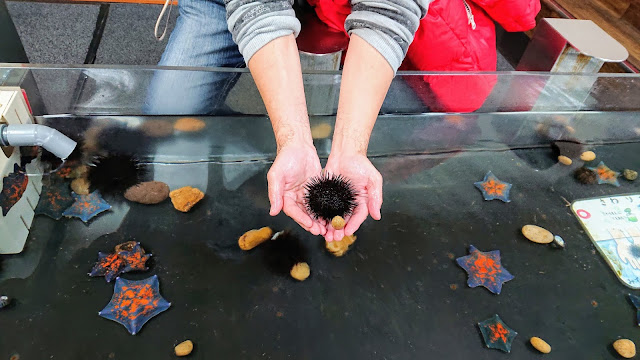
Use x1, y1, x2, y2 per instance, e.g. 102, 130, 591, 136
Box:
306, 0, 540, 112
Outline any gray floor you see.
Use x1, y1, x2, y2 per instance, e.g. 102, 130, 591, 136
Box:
6, 1, 514, 70
7, 1, 177, 65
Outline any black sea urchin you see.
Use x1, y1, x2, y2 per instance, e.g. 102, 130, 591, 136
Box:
88, 153, 147, 196
304, 172, 357, 221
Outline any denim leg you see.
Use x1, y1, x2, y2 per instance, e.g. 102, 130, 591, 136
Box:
144, 0, 245, 115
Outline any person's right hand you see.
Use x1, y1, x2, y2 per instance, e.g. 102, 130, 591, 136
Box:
267, 142, 326, 236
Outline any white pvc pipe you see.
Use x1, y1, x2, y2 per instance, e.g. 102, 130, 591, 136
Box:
0, 124, 77, 160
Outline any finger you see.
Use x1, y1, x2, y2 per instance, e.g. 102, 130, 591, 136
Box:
267, 169, 284, 216
334, 229, 345, 241
367, 174, 383, 220
282, 197, 313, 230
324, 226, 335, 242
344, 204, 369, 236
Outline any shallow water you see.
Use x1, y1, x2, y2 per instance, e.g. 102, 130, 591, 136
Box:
1, 113, 640, 359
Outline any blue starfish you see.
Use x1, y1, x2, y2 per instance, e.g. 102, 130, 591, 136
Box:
478, 314, 518, 353
99, 275, 171, 335
63, 191, 111, 223
587, 161, 620, 187
0, 164, 28, 216
629, 294, 640, 326
456, 245, 514, 294
474, 171, 512, 202
35, 178, 75, 220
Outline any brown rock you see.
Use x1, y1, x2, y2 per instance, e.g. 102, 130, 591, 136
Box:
331, 216, 345, 230
575, 167, 597, 184
139, 120, 173, 138
238, 227, 273, 250
613, 339, 636, 358
115, 241, 138, 253
174, 340, 194, 357
290, 262, 310, 281
522, 225, 554, 244
580, 151, 596, 162
530, 337, 551, 354
124, 181, 170, 205
169, 186, 205, 212
326, 234, 357, 257
71, 178, 91, 195
558, 155, 572, 166
174, 118, 206, 132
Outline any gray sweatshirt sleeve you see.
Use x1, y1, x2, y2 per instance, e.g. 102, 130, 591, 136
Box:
225, 0, 301, 64
346, 0, 431, 73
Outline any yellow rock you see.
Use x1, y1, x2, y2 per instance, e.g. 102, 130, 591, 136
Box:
169, 186, 205, 212
290, 262, 310, 281
530, 337, 551, 354
238, 227, 273, 250
175, 340, 194, 357
326, 235, 357, 257
522, 225, 554, 244
331, 216, 345, 230
580, 151, 596, 162
558, 155, 572, 166
71, 178, 90, 195
613, 339, 636, 358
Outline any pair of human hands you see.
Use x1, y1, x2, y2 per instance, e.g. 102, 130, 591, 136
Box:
267, 142, 383, 242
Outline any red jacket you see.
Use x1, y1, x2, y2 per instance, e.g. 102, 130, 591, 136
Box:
307, 0, 540, 112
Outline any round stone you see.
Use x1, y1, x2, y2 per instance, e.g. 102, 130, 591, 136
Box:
530, 337, 551, 354
580, 151, 596, 162
613, 339, 636, 358
522, 225, 554, 244
623, 169, 638, 181
290, 262, 310, 281
174, 340, 193, 357
124, 181, 170, 205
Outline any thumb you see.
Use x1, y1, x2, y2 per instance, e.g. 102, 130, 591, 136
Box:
267, 168, 284, 216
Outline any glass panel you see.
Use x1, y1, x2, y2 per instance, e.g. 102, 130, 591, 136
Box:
1, 65, 640, 358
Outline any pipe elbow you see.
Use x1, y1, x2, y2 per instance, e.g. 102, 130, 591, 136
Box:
0, 124, 77, 160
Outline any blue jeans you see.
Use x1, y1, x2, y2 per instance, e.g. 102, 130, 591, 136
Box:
144, 0, 245, 115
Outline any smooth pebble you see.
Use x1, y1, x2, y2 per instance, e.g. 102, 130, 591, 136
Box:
530, 337, 551, 354
613, 339, 636, 358
175, 340, 194, 357
522, 225, 554, 244
558, 155, 572, 166
580, 151, 596, 161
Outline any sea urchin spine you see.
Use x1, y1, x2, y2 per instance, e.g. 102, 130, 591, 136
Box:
304, 172, 357, 221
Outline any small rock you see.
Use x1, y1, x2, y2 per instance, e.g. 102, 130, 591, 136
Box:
174, 340, 194, 357
290, 262, 310, 281
124, 181, 170, 205
0, 295, 11, 309
575, 167, 597, 185
311, 123, 332, 139
331, 216, 345, 230
140, 120, 174, 138
551, 235, 565, 249
613, 339, 636, 358
326, 235, 357, 257
238, 227, 273, 250
71, 178, 91, 195
169, 186, 205, 212
580, 151, 596, 162
115, 241, 138, 253
530, 337, 551, 354
558, 155, 572, 166
174, 118, 206, 132
522, 225, 554, 244
623, 169, 638, 181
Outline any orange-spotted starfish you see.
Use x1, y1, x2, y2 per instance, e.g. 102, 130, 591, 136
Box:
474, 171, 512, 202
478, 314, 518, 352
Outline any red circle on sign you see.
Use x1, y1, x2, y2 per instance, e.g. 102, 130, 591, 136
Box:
576, 209, 591, 219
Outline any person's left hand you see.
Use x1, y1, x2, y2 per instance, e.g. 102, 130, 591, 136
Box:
323, 152, 383, 242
